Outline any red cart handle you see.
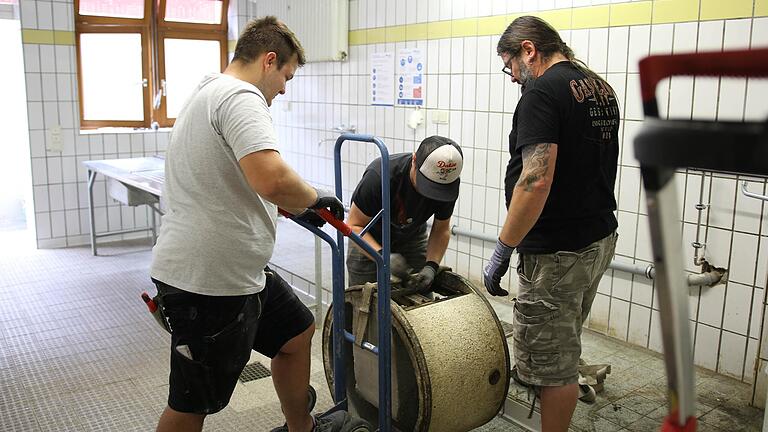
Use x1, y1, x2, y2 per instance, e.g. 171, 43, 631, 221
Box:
278, 207, 352, 237
639, 48, 768, 117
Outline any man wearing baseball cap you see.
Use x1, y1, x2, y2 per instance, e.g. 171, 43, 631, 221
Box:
346, 135, 463, 291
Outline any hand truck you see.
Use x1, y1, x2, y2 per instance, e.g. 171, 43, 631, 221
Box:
635, 48, 768, 432
281, 134, 396, 431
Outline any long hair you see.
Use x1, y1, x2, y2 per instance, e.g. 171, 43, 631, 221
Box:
233, 16, 306, 68
497, 16, 613, 93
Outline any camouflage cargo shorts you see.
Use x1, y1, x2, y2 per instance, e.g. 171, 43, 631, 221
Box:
512, 232, 617, 387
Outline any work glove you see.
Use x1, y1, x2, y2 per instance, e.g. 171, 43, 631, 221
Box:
483, 238, 515, 296
407, 261, 438, 291
309, 187, 345, 221
388, 253, 412, 281
294, 209, 327, 228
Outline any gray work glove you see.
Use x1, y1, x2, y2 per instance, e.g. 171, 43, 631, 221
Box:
407, 261, 438, 291
309, 187, 344, 221
388, 253, 412, 281
483, 238, 515, 296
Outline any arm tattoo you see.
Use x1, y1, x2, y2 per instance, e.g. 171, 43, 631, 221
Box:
516, 143, 552, 192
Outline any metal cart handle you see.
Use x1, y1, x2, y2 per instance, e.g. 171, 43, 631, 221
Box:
639, 48, 768, 117
278, 208, 353, 236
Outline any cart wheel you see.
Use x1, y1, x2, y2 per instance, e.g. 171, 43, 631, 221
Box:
345, 417, 373, 432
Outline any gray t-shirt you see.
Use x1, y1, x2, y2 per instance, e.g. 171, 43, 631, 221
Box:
150, 73, 278, 296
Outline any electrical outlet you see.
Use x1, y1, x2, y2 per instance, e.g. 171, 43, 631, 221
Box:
47, 125, 63, 152
431, 110, 449, 124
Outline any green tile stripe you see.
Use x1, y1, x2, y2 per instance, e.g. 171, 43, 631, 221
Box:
21, 29, 237, 50
349, 0, 767, 46
21, 0, 767, 46
22, 29, 75, 45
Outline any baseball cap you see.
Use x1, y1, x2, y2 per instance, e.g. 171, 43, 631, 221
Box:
414, 136, 463, 202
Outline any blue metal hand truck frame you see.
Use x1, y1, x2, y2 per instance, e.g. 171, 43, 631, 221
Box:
281, 133, 395, 431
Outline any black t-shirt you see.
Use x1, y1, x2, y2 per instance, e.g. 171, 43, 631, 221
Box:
505, 61, 619, 254
352, 153, 456, 243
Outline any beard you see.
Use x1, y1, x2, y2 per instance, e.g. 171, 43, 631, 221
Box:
516, 57, 535, 86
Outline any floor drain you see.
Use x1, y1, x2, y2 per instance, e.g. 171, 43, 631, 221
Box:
239, 361, 272, 383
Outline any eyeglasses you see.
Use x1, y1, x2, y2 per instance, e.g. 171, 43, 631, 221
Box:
501, 57, 514, 77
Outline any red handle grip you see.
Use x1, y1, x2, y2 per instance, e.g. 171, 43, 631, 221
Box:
315, 208, 353, 236
278, 208, 352, 237
639, 48, 768, 104
660, 412, 696, 432
141, 291, 158, 313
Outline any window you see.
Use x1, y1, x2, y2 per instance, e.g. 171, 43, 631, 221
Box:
75, 0, 229, 129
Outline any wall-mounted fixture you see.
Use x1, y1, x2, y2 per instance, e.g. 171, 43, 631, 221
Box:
331, 124, 356, 134
407, 107, 424, 130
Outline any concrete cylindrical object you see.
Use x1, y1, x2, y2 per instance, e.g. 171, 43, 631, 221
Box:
322, 271, 510, 432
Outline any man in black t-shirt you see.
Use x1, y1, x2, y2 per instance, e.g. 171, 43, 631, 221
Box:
346, 136, 463, 290
483, 16, 619, 432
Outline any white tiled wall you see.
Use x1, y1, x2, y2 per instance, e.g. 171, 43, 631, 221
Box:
19, 0, 172, 248
264, 0, 768, 389
15, 0, 768, 400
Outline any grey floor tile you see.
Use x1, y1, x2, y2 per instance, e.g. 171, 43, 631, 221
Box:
624, 416, 662, 432
0, 236, 766, 431
595, 402, 644, 427
614, 394, 660, 417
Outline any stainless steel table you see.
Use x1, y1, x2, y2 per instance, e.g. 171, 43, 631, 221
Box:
82, 156, 164, 255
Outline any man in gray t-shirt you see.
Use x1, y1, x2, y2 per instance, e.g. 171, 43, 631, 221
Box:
150, 16, 349, 432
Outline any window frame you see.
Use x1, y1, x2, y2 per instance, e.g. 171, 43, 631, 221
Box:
74, 0, 229, 130
156, 0, 229, 126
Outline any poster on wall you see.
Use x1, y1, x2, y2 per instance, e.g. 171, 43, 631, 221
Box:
396, 48, 424, 106
371, 52, 394, 106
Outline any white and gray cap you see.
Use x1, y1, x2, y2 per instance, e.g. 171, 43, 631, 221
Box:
414, 135, 463, 202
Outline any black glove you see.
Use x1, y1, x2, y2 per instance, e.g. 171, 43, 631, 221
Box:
294, 209, 326, 228
309, 187, 344, 221
483, 238, 515, 296
388, 253, 412, 281
408, 261, 438, 291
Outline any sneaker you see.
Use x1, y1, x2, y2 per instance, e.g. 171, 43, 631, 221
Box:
313, 410, 352, 432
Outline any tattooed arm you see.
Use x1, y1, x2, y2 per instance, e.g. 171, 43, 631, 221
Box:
499, 142, 558, 246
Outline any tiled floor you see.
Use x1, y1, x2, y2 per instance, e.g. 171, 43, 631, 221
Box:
0, 229, 764, 431
504, 328, 764, 432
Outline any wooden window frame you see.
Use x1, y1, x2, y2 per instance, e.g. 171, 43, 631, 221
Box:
75, 0, 228, 130
156, 0, 229, 127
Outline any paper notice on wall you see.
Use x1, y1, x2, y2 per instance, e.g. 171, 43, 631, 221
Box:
396, 48, 424, 106
371, 52, 394, 106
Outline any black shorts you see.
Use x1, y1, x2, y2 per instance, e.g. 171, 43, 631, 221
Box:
153, 268, 315, 415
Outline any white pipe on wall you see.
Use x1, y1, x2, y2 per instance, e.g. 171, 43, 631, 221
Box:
447, 224, 725, 287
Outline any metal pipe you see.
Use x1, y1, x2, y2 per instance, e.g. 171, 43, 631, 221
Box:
445, 224, 728, 287
686, 269, 726, 287
87, 170, 97, 255
609, 260, 656, 279
692, 171, 709, 266
448, 224, 656, 279
742, 181, 768, 202
450, 225, 495, 242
